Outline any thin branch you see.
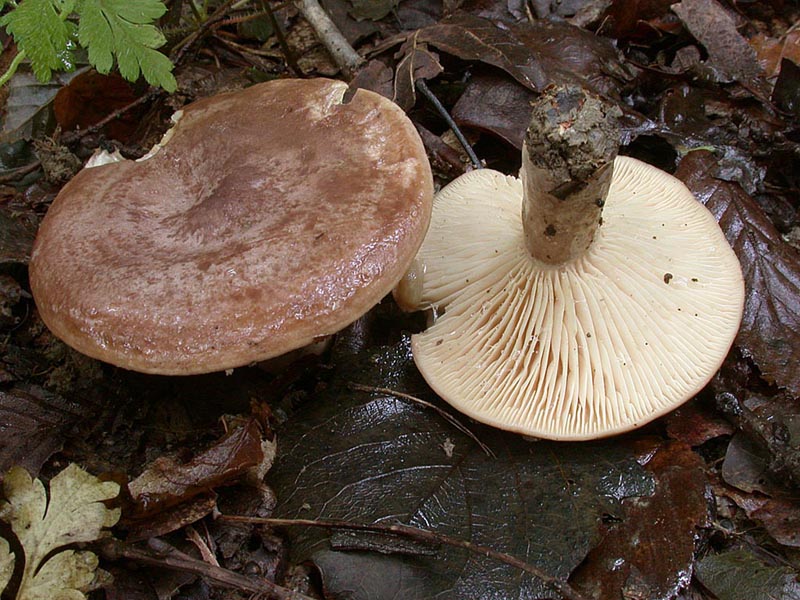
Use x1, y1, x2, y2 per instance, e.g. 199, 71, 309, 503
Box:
220, 515, 592, 600
294, 0, 364, 77
261, 0, 302, 75
60, 89, 161, 145
415, 78, 482, 170
99, 537, 315, 600
348, 382, 495, 458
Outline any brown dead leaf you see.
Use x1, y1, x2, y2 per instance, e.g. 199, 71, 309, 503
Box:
751, 30, 800, 81
571, 442, 709, 599
53, 71, 142, 142
0, 385, 84, 480
393, 36, 443, 110
127, 418, 267, 519
672, 0, 769, 96
665, 399, 734, 447
675, 150, 800, 397
415, 12, 547, 91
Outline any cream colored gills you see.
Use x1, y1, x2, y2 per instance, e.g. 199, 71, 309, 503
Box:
396, 85, 744, 441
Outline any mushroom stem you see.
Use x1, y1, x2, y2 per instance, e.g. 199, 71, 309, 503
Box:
520, 85, 622, 264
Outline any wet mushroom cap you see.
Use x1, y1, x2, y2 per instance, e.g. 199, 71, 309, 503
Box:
30, 78, 433, 375
397, 156, 744, 440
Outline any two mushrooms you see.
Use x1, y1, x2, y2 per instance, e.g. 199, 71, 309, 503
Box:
29, 79, 744, 440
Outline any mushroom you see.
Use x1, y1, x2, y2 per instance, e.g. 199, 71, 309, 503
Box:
30, 78, 433, 375
396, 85, 744, 440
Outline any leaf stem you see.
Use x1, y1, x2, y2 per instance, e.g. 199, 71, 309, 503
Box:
220, 515, 593, 600
0, 49, 26, 87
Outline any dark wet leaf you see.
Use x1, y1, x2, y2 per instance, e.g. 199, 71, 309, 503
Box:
675, 150, 800, 397
127, 418, 267, 519
599, 0, 677, 40
571, 442, 709, 600
0, 69, 81, 144
695, 548, 800, 600
348, 0, 398, 21
772, 59, 800, 117
269, 338, 654, 600
0, 385, 84, 479
392, 37, 443, 110
672, 0, 769, 96
722, 432, 771, 494
664, 400, 733, 447
452, 70, 533, 148
415, 13, 547, 90
52, 71, 141, 142
0, 203, 37, 266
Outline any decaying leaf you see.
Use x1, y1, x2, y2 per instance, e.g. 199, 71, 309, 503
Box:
676, 150, 800, 397
0, 537, 13, 592
0, 385, 84, 479
0, 463, 120, 599
269, 338, 655, 600
695, 548, 800, 600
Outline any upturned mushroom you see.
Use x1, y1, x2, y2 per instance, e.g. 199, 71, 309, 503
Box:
396, 85, 744, 440
30, 78, 433, 375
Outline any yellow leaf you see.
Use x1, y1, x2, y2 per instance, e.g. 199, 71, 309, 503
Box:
0, 464, 120, 599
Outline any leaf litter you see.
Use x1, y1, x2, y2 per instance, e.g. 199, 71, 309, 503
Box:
0, 0, 799, 598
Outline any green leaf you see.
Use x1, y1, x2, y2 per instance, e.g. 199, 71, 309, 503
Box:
76, 0, 176, 91
0, 0, 77, 82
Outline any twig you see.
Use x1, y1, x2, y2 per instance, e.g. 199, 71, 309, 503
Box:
99, 537, 315, 600
294, 0, 364, 77
172, 0, 240, 66
60, 89, 162, 145
220, 515, 592, 600
415, 78, 481, 170
348, 382, 495, 458
261, 0, 302, 75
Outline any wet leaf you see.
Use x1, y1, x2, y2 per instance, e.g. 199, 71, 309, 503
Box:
571, 442, 709, 600
127, 418, 269, 519
672, 0, 769, 96
675, 150, 800, 397
269, 338, 655, 599
664, 400, 733, 447
695, 548, 800, 600
415, 12, 547, 90
52, 71, 141, 142
0, 69, 82, 145
0, 464, 120, 599
392, 37, 442, 110
0, 385, 84, 480
348, 0, 398, 21
751, 30, 800, 81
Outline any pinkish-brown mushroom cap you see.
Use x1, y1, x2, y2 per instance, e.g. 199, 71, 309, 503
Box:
30, 78, 433, 374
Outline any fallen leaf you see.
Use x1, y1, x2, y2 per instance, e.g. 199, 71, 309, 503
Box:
348, 0, 398, 21
675, 150, 800, 397
452, 70, 534, 148
269, 338, 655, 600
127, 418, 268, 519
392, 36, 443, 110
415, 12, 548, 90
664, 399, 734, 446
672, 0, 769, 96
0, 385, 84, 479
695, 548, 800, 600
0, 538, 12, 592
53, 71, 141, 142
750, 30, 800, 81
0, 464, 120, 599
571, 442, 709, 599
772, 58, 800, 117
600, 0, 677, 40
